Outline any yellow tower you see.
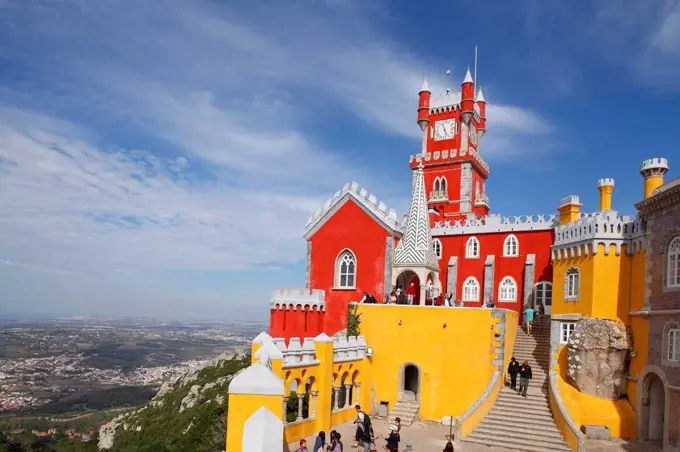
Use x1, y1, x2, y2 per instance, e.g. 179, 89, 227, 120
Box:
597, 178, 615, 211
640, 158, 669, 200
557, 195, 582, 225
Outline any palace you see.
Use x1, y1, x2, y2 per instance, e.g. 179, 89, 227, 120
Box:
225, 66, 679, 452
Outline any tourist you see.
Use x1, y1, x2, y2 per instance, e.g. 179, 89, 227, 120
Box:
394, 417, 401, 432
296, 438, 309, 452
406, 282, 417, 305
389, 292, 397, 304
330, 431, 343, 452
435, 293, 443, 306
328, 430, 339, 451
455, 298, 462, 307
360, 292, 368, 303
486, 298, 495, 308
518, 360, 533, 397
367, 293, 378, 304
444, 293, 453, 307
537, 302, 545, 326
523, 305, 535, 333
443, 441, 454, 451
384, 424, 400, 451
352, 405, 365, 448
314, 431, 326, 452
507, 357, 520, 390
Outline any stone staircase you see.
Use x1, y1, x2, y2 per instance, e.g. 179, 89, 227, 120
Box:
463, 319, 570, 451
388, 390, 419, 426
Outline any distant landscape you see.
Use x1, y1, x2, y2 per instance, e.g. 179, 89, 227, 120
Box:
0, 317, 265, 450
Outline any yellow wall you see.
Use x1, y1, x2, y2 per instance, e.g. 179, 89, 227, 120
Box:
549, 386, 582, 452
226, 394, 283, 452
356, 305, 506, 421
461, 373, 502, 437
644, 175, 663, 199
591, 244, 631, 323
552, 246, 594, 317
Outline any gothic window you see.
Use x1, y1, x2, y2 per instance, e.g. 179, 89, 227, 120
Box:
667, 236, 680, 288
441, 177, 447, 195
463, 277, 480, 302
503, 234, 519, 257
498, 276, 517, 302
434, 179, 440, 193
466, 236, 480, 258
565, 267, 580, 301
668, 328, 680, 362
534, 281, 553, 307
560, 322, 576, 345
335, 250, 356, 289
431, 238, 443, 259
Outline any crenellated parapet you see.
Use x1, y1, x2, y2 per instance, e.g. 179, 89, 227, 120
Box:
409, 147, 489, 175
270, 288, 326, 312
304, 182, 402, 240
551, 210, 646, 259
431, 213, 558, 236
267, 334, 368, 369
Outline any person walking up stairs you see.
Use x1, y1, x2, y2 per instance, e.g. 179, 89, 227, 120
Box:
462, 318, 570, 451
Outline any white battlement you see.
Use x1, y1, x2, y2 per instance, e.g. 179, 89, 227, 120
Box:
409, 148, 489, 174
597, 178, 615, 188
266, 334, 368, 368
552, 210, 645, 257
270, 288, 326, 311
429, 90, 461, 110
640, 157, 668, 172
559, 195, 581, 207
304, 181, 402, 239
431, 213, 557, 236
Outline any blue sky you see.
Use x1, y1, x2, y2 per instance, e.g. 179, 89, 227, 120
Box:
0, 0, 678, 320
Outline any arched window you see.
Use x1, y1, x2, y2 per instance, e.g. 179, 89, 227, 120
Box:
466, 237, 480, 258
565, 267, 580, 301
431, 238, 443, 259
335, 250, 356, 289
498, 276, 517, 302
534, 281, 553, 307
441, 177, 447, 193
503, 234, 519, 257
667, 237, 680, 288
668, 328, 680, 362
462, 277, 480, 301
434, 179, 440, 193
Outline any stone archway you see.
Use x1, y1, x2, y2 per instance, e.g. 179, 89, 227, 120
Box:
637, 365, 669, 447
399, 362, 421, 403
396, 270, 420, 305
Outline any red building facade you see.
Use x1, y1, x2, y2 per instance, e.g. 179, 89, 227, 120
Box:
269, 68, 557, 342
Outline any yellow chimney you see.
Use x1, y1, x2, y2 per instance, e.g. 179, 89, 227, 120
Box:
558, 195, 582, 225
640, 158, 669, 200
597, 178, 615, 211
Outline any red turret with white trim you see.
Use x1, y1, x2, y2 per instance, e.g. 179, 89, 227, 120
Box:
417, 77, 431, 129
460, 67, 475, 124
476, 88, 486, 139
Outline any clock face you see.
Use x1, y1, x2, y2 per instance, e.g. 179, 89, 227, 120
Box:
434, 119, 455, 141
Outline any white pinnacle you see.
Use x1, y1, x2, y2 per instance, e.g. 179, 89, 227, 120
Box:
420, 77, 430, 93
463, 67, 474, 84
476, 87, 485, 102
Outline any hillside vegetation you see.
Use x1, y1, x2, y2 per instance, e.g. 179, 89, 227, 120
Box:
99, 354, 249, 452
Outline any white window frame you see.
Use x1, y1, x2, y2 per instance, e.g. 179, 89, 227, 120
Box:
462, 277, 480, 302
466, 236, 480, 259
503, 234, 519, 257
498, 276, 517, 302
431, 238, 443, 259
667, 237, 680, 288
668, 329, 680, 362
335, 249, 356, 289
565, 267, 580, 301
534, 281, 553, 307
560, 322, 576, 345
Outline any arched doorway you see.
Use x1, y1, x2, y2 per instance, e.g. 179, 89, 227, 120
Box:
647, 374, 665, 441
396, 270, 420, 305
533, 281, 552, 315
399, 363, 421, 402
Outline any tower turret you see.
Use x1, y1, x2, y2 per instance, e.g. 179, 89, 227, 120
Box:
557, 195, 582, 225
640, 158, 669, 200
476, 88, 486, 139
460, 67, 475, 124
417, 77, 431, 131
597, 178, 615, 211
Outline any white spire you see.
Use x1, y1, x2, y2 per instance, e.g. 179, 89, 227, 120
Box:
463, 67, 474, 84
420, 77, 430, 93
393, 165, 439, 270
476, 87, 485, 102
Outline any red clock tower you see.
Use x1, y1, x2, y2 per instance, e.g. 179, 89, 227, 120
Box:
410, 68, 489, 226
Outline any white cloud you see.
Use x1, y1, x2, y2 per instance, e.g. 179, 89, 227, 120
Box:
0, 0, 555, 316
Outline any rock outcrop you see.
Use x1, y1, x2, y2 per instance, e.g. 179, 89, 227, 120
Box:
566, 318, 633, 400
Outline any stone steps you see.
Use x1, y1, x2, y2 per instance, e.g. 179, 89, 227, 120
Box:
388, 401, 419, 426
463, 317, 569, 452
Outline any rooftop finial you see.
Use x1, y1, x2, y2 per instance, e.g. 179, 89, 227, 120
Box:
463, 67, 473, 84
476, 87, 486, 103
420, 77, 430, 93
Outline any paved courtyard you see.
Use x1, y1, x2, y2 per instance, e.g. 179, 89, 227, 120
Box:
287, 419, 663, 451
